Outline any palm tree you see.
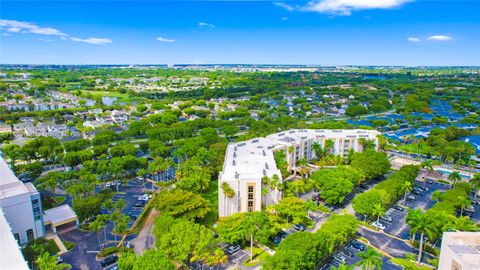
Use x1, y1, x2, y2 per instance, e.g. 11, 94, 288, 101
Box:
448, 171, 462, 188
469, 173, 480, 201
431, 190, 442, 203
452, 216, 478, 231
325, 139, 334, 155
89, 219, 106, 249
112, 214, 130, 247
406, 209, 422, 243
356, 247, 382, 270
409, 212, 436, 263
136, 168, 147, 192
359, 138, 375, 152
421, 159, 434, 172
401, 181, 413, 205
261, 176, 270, 207
36, 252, 71, 270
457, 196, 471, 216
312, 142, 323, 160
371, 203, 385, 224
221, 182, 235, 216
269, 174, 281, 204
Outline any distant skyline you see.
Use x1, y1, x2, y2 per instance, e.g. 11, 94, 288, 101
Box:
1, 0, 479, 65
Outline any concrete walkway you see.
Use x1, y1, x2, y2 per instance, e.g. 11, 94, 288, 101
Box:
52, 235, 68, 254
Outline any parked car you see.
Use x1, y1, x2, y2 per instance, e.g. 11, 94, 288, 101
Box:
292, 224, 306, 231
56, 256, 64, 264
407, 195, 416, 201
412, 189, 422, 196
341, 249, 354, 257
465, 206, 475, 213
226, 245, 241, 254
100, 255, 118, 267
333, 253, 346, 263
427, 179, 434, 184
331, 259, 342, 267
134, 200, 146, 207
381, 215, 393, 223
139, 194, 152, 201
349, 240, 365, 251
393, 205, 404, 211
372, 221, 386, 230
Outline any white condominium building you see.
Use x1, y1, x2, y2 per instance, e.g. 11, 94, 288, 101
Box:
0, 207, 29, 270
438, 232, 480, 270
0, 157, 45, 245
218, 129, 380, 217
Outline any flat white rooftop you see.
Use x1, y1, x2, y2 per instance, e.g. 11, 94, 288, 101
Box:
220, 129, 380, 182
267, 129, 380, 143
0, 157, 30, 200
44, 204, 78, 226
442, 232, 480, 270
221, 137, 282, 181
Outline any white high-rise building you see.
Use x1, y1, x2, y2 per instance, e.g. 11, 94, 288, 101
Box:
0, 157, 45, 245
218, 129, 380, 217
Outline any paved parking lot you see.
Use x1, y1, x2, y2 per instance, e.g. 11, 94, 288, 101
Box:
324, 240, 401, 270
61, 181, 151, 269
381, 181, 448, 240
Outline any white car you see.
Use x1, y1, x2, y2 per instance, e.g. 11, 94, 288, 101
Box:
139, 194, 152, 201
372, 221, 386, 230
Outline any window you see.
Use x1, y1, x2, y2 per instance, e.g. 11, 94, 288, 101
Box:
26, 229, 34, 242
247, 185, 255, 212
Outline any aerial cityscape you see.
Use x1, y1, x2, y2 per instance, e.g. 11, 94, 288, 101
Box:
1, 0, 479, 270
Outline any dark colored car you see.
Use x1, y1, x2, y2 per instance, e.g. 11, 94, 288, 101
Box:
100, 255, 118, 267
412, 190, 422, 196
393, 205, 404, 211
341, 249, 354, 257
349, 241, 365, 251
134, 200, 146, 207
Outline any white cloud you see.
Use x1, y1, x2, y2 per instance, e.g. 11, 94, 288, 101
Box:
157, 37, 175, 42
281, 17, 289, 21
275, 0, 411, 16
427, 35, 452, 41
0, 19, 67, 36
407, 37, 420, 42
198, 22, 215, 28
274, 2, 295, 11
71, 37, 113, 45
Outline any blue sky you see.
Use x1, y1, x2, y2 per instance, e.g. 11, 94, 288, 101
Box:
1, 0, 479, 65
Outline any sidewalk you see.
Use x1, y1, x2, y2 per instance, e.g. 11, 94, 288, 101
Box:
52, 235, 68, 254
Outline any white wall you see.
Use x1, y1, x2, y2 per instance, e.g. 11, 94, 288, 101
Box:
0, 194, 38, 245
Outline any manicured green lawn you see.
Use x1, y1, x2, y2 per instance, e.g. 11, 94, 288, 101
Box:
243, 247, 271, 267
396, 142, 434, 155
